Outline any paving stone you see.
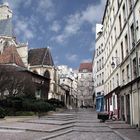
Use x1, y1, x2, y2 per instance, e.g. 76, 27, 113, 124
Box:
74, 126, 112, 132
75, 122, 107, 127
0, 109, 139, 140
49, 132, 123, 140
24, 119, 75, 125
0, 122, 73, 132
0, 130, 48, 140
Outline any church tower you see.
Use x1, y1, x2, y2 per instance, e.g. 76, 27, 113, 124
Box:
0, 2, 12, 20
0, 2, 13, 37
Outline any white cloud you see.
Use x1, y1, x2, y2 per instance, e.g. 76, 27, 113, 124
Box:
37, 0, 55, 21
54, 0, 106, 44
66, 54, 78, 62
15, 20, 34, 40
81, 59, 92, 63
55, 35, 65, 43
50, 21, 61, 32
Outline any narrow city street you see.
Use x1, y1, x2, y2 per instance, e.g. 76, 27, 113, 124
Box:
0, 109, 140, 140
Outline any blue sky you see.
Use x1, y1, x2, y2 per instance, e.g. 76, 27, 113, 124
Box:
1, 0, 106, 69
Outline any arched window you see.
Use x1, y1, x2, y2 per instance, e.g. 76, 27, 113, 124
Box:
44, 70, 50, 78
33, 70, 38, 74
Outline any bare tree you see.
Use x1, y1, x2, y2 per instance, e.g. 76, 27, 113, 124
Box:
0, 66, 35, 98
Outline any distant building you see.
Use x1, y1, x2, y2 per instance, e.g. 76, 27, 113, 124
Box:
77, 62, 94, 107
57, 65, 78, 108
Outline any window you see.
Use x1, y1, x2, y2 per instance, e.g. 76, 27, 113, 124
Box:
128, 0, 132, 11
127, 64, 130, 81
102, 72, 104, 84
102, 57, 104, 68
119, 14, 122, 32
122, 69, 125, 84
133, 58, 137, 79
125, 34, 128, 55
35, 89, 41, 99
130, 23, 135, 47
113, 7, 115, 17
116, 73, 119, 86
117, 0, 120, 10
83, 69, 88, 72
100, 74, 101, 85
111, 36, 113, 47
96, 49, 98, 56
99, 59, 101, 70
33, 70, 38, 74
123, 4, 126, 23
101, 43, 103, 52
97, 61, 99, 71
114, 27, 117, 40
44, 70, 50, 78
121, 41, 124, 60
115, 50, 119, 66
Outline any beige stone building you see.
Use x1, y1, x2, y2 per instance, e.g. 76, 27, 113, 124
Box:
78, 63, 94, 107
93, 0, 140, 128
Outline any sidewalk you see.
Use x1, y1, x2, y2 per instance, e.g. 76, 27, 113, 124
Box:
0, 116, 38, 123
105, 120, 140, 140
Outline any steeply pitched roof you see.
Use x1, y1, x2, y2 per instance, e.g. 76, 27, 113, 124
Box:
0, 18, 12, 36
79, 62, 92, 72
28, 48, 54, 66
0, 45, 25, 67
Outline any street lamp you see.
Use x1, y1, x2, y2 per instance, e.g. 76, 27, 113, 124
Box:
111, 57, 120, 69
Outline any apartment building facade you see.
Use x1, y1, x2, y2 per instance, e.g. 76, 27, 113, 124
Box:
94, 0, 140, 127
78, 63, 94, 107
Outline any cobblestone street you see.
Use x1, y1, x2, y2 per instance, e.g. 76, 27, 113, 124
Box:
0, 109, 140, 140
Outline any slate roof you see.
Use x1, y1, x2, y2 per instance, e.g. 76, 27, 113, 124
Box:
0, 18, 12, 36
79, 62, 92, 72
28, 48, 54, 66
0, 45, 25, 67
